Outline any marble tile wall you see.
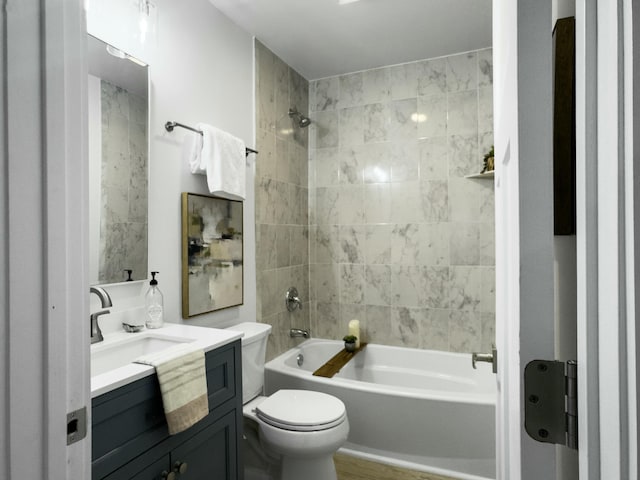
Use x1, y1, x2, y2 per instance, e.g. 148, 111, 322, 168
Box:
99, 80, 148, 284
308, 48, 495, 353
254, 41, 310, 359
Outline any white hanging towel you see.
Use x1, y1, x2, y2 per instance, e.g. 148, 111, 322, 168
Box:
183, 126, 204, 174
190, 123, 246, 200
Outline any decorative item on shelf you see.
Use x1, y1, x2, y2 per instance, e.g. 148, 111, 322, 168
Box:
343, 335, 358, 352
348, 319, 360, 348
481, 145, 495, 174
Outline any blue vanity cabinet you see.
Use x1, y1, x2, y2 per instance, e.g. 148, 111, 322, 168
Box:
92, 340, 243, 480
101, 410, 237, 480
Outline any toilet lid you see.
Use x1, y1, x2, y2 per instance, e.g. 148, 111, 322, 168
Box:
256, 390, 346, 432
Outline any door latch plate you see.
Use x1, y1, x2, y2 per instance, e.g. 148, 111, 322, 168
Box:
67, 406, 87, 445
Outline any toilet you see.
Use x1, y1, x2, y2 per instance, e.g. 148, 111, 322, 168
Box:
227, 322, 349, 480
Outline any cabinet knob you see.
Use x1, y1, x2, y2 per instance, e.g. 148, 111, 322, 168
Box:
161, 471, 176, 480
174, 461, 188, 474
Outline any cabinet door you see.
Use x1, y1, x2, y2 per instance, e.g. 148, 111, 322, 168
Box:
171, 410, 238, 479
103, 453, 170, 480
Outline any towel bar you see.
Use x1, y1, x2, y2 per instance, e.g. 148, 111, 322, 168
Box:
165, 121, 258, 156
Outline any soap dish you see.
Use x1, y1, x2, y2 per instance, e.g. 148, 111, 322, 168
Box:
122, 323, 144, 333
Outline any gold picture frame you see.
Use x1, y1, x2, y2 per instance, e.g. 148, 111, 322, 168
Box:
181, 192, 244, 317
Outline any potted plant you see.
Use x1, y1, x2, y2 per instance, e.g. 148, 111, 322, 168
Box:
481, 145, 495, 174
343, 335, 358, 352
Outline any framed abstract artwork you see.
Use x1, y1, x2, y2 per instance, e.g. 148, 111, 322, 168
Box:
181, 192, 243, 317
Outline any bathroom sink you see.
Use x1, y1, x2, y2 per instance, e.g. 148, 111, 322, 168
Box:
91, 334, 192, 377
90, 324, 243, 398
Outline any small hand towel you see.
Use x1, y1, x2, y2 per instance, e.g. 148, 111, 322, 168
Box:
135, 343, 209, 435
183, 127, 204, 174
191, 123, 246, 201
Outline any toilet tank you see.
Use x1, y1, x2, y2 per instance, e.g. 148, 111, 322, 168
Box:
226, 322, 272, 404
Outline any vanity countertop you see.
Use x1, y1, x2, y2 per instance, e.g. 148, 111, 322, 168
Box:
91, 324, 242, 398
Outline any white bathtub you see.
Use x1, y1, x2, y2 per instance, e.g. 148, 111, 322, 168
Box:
264, 339, 496, 480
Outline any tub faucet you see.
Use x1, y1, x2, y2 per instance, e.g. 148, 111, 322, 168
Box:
289, 328, 310, 339
90, 286, 113, 344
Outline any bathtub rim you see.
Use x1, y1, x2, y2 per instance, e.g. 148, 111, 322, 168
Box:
338, 446, 495, 480
265, 338, 496, 406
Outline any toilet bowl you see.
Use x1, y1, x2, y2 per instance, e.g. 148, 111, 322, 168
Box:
245, 390, 349, 480
227, 323, 349, 480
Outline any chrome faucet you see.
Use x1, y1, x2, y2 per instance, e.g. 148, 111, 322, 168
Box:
90, 286, 113, 344
289, 328, 310, 339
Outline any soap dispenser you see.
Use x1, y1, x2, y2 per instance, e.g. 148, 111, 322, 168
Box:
145, 271, 164, 329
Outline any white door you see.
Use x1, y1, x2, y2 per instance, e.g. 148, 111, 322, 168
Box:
493, 0, 558, 478
495, 0, 638, 479
1, 0, 90, 477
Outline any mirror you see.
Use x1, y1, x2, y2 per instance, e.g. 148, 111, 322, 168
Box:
87, 34, 149, 285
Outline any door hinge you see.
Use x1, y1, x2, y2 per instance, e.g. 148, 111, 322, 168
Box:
67, 407, 87, 445
524, 360, 577, 450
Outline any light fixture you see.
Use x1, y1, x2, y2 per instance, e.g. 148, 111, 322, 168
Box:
136, 0, 157, 45
105, 44, 127, 59
139, 0, 149, 42
105, 43, 148, 67
411, 113, 427, 123
338, 0, 361, 5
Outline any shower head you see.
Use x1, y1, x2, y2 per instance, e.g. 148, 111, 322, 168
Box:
288, 108, 311, 128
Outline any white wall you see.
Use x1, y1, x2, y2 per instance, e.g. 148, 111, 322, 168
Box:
553, 0, 576, 24
87, 0, 256, 330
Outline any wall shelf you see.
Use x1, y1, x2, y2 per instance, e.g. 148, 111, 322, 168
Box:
465, 171, 494, 179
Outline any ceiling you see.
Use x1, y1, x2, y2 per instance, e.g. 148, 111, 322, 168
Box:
208, 0, 492, 80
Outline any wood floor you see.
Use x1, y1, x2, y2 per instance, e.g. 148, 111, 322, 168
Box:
334, 453, 458, 480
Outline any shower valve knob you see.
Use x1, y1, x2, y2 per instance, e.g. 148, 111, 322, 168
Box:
285, 286, 302, 311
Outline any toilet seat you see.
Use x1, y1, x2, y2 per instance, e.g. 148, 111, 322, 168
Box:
255, 390, 346, 432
